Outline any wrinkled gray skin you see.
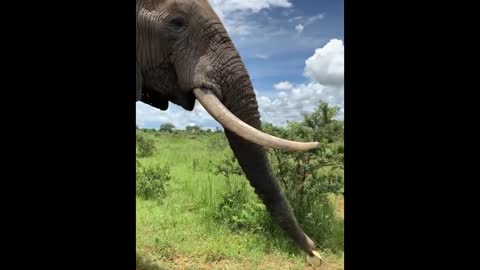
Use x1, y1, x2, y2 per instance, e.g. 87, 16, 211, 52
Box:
136, 0, 316, 255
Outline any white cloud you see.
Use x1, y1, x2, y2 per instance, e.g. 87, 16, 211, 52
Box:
289, 14, 324, 25
295, 24, 304, 33
206, 0, 326, 65
290, 13, 325, 33
255, 53, 270, 59
304, 39, 344, 86
258, 82, 344, 126
274, 81, 293, 90
281, 9, 295, 17
208, 0, 293, 37
288, 16, 303, 22
305, 13, 325, 25
209, 0, 292, 15
258, 39, 344, 125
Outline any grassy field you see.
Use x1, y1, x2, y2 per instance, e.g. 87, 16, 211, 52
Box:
136, 131, 344, 270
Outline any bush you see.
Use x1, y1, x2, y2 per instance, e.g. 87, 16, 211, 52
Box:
136, 160, 171, 202
210, 153, 270, 233
213, 186, 271, 233
136, 134, 156, 157
262, 102, 344, 251
213, 154, 243, 178
206, 133, 229, 152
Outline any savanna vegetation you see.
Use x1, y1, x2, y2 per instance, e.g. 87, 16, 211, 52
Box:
136, 102, 344, 270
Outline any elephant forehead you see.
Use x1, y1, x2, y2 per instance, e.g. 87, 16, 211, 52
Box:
140, 0, 206, 10
172, 0, 219, 20
139, 0, 166, 11
138, 0, 222, 30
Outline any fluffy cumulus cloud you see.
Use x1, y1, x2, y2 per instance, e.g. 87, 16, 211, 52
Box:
258, 82, 344, 126
274, 81, 293, 90
257, 39, 344, 125
304, 39, 344, 86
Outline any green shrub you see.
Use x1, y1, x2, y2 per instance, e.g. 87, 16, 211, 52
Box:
213, 187, 271, 233
136, 160, 171, 202
136, 134, 156, 157
213, 155, 243, 178
206, 133, 229, 152
209, 154, 270, 233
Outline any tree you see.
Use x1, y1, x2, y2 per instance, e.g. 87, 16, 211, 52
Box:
185, 125, 201, 133
159, 123, 175, 133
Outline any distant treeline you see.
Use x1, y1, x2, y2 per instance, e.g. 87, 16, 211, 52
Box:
136, 123, 223, 133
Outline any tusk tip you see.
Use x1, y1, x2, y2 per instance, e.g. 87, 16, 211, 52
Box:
306, 250, 323, 267
291, 142, 320, 151
306, 142, 320, 150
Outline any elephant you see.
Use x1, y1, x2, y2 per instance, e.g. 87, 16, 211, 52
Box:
136, 0, 322, 260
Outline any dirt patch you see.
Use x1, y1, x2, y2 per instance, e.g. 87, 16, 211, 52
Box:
257, 252, 343, 270
145, 252, 343, 270
152, 253, 235, 270
256, 253, 299, 270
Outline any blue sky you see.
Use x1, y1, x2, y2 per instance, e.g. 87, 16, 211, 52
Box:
136, 0, 344, 130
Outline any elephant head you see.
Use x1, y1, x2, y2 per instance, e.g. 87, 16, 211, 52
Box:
136, 0, 319, 256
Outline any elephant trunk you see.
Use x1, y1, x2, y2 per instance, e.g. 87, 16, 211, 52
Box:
225, 107, 316, 256
207, 60, 316, 255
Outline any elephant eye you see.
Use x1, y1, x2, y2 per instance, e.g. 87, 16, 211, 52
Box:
169, 16, 187, 30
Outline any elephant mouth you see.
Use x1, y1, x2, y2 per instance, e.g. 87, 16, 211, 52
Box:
169, 91, 196, 111
193, 88, 320, 151
141, 87, 196, 111
141, 87, 169, 111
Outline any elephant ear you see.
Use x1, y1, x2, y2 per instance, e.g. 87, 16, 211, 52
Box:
136, 64, 142, 101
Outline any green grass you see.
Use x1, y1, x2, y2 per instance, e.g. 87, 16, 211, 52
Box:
136, 131, 344, 269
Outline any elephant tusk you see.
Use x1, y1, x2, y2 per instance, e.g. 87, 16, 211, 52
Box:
193, 88, 320, 151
